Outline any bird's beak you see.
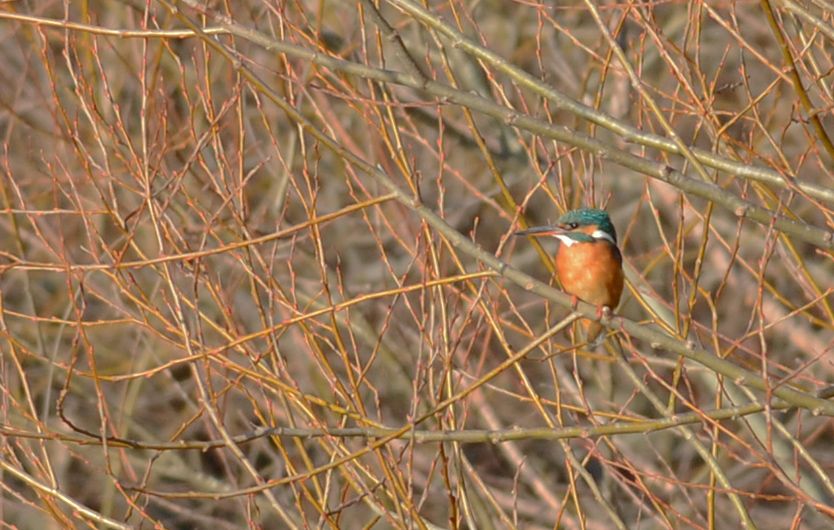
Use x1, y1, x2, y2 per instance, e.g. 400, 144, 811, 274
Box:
513, 225, 565, 238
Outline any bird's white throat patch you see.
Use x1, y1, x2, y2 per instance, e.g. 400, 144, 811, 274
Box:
555, 234, 578, 247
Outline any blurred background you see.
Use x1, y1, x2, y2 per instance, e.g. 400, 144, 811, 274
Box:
0, 1, 832, 528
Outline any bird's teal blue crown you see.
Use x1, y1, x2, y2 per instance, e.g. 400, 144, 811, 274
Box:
558, 208, 617, 244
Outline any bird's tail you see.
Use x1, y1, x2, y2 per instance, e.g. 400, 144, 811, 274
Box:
577, 318, 606, 347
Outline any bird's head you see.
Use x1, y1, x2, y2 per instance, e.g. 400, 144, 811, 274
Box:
514, 208, 617, 247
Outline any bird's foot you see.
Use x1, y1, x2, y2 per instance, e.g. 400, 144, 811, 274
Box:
569, 294, 580, 310
596, 305, 613, 320
588, 306, 614, 348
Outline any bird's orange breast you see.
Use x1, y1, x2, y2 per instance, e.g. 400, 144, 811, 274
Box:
555, 241, 624, 308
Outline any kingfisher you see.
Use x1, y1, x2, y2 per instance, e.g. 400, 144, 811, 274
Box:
515, 208, 624, 342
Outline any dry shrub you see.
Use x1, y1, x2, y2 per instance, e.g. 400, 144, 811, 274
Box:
0, 1, 832, 528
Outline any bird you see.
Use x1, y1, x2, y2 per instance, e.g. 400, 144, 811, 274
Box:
514, 208, 624, 343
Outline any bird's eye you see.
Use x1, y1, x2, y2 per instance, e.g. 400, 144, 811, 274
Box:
567, 222, 578, 229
